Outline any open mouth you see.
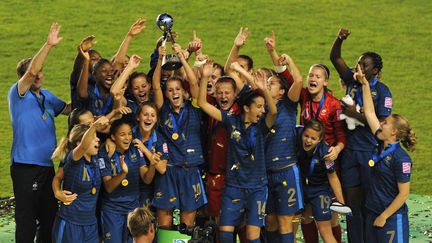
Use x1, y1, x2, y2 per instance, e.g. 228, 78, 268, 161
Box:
220, 99, 228, 106
138, 93, 147, 102
105, 76, 113, 86
308, 81, 318, 88
143, 121, 153, 127
303, 143, 313, 151
207, 83, 213, 90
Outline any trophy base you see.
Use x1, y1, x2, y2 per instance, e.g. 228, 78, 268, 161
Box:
162, 54, 183, 71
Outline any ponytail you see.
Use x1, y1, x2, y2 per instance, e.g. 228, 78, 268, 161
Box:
51, 124, 90, 161
392, 114, 417, 152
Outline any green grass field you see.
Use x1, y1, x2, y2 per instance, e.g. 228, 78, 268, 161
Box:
0, 0, 431, 198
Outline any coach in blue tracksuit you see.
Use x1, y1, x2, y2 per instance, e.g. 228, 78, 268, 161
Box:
8, 23, 70, 243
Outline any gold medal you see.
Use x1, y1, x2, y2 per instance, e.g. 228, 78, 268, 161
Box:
368, 159, 375, 167
121, 179, 129, 186
42, 114, 46, 120
172, 133, 179, 140
250, 154, 255, 160
91, 187, 96, 195
270, 129, 276, 134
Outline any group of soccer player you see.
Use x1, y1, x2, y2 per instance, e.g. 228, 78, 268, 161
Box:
8, 20, 416, 243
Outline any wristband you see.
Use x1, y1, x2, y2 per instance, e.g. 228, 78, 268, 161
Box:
274, 65, 287, 73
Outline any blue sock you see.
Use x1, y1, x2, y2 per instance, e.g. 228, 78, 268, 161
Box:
248, 238, 260, 243
266, 230, 280, 242
280, 232, 294, 243
220, 231, 234, 243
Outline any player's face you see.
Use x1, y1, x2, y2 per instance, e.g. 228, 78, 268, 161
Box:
131, 76, 151, 104
111, 124, 132, 153
165, 80, 184, 109
307, 66, 328, 96
377, 116, 397, 142
237, 57, 251, 72
207, 68, 222, 97
138, 105, 158, 133
215, 82, 236, 111
266, 76, 285, 100
357, 55, 377, 81
30, 70, 44, 91
244, 96, 265, 124
95, 63, 114, 89
86, 133, 100, 156
302, 128, 322, 152
79, 112, 95, 126
89, 52, 101, 73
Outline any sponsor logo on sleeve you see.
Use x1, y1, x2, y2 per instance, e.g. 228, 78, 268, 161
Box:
384, 97, 392, 108
402, 162, 411, 174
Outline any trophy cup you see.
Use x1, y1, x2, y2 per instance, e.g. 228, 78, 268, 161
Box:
156, 13, 182, 70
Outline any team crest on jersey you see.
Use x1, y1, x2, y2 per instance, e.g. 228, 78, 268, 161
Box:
231, 128, 241, 142
371, 91, 377, 98
130, 151, 137, 162
98, 158, 106, 169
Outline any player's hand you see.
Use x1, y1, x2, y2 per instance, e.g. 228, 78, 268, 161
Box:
337, 28, 350, 40
234, 27, 249, 47
373, 214, 387, 228
120, 155, 128, 174
79, 35, 96, 52
47, 22, 63, 46
128, 18, 146, 37
55, 190, 77, 205
127, 54, 142, 69
264, 31, 275, 51
324, 146, 341, 161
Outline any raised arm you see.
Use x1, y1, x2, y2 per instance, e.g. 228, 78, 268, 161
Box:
76, 47, 91, 99
186, 30, 203, 62
112, 18, 146, 73
357, 65, 380, 133
72, 116, 109, 161
330, 28, 350, 77
279, 54, 303, 102
224, 27, 250, 74
152, 45, 166, 109
198, 62, 223, 121
254, 74, 277, 128
110, 54, 141, 97
70, 36, 96, 89
173, 43, 199, 99
18, 23, 63, 96
230, 62, 252, 90
264, 31, 280, 66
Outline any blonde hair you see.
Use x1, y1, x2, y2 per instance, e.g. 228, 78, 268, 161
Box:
51, 124, 89, 161
392, 114, 417, 152
127, 206, 155, 238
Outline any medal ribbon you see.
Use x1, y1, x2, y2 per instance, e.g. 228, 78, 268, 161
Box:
85, 162, 97, 189
94, 85, 113, 115
371, 142, 400, 165
354, 76, 379, 108
146, 131, 157, 151
170, 107, 186, 136
113, 151, 130, 174
30, 91, 54, 120
308, 148, 319, 178
309, 93, 326, 120
243, 124, 256, 158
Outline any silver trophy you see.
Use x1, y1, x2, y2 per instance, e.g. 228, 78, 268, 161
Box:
156, 13, 182, 71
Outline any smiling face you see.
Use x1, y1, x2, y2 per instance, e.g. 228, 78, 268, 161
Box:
131, 76, 151, 104
307, 66, 328, 96
78, 111, 95, 126
207, 68, 222, 97
215, 82, 236, 111
376, 116, 397, 142
111, 123, 133, 153
138, 105, 158, 134
86, 133, 100, 156
302, 127, 322, 152
266, 76, 285, 100
94, 62, 114, 89
165, 79, 184, 110
244, 96, 265, 124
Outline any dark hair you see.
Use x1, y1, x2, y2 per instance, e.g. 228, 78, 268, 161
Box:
303, 119, 325, 139
238, 90, 263, 112
269, 70, 289, 94
361, 52, 383, 71
88, 49, 100, 57
68, 108, 92, 132
215, 76, 237, 91
110, 118, 133, 135
213, 63, 225, 76
16, 58, 32, 78
238, 54, 254, 71
128, 72, 150, 97
92, 58, 111, 76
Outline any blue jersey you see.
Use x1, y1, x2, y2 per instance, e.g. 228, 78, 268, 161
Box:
133, 128, 169, 195
58, 151, 102, 225
221, 110, 269, 188
296, 127, 336, 186
341, 70, 392, 151
127, 99, 139, 115
265, 96, 298, 169
8, 83, 66, 166
159, 100, 204, 167
99, 146, 146, 214
86, 83, 113, 116
365, 142, 412, 215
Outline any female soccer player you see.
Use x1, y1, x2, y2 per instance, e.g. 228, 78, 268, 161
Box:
198, 61, 277, 243
51, 116, 108, 242
356, 65, 415, 243
297, 119, 345, 243
151, 43, 207, 228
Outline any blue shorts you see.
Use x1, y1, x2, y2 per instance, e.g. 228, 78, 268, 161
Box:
152, 166, 207, 211
341, 148, 373, 189
52, 216, 98, 243
266, 164, 304, 215
365, 211, 409, 243
139, 189, 154, 207
220, 185, 268, 227
304, 185, 333, 221
101, 209, 131, 243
